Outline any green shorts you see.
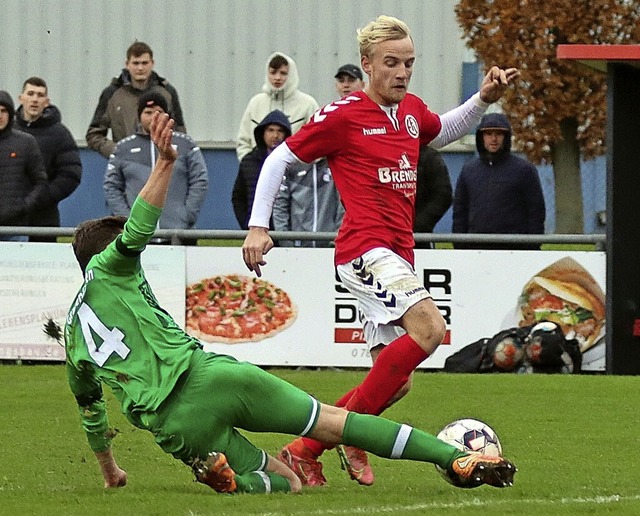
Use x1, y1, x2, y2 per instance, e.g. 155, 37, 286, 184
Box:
142, 348, 320, 474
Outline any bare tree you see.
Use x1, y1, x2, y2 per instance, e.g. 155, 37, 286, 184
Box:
456, 0, 640, 232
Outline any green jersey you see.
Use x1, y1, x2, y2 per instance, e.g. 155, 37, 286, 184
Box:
65, 197, 200, 452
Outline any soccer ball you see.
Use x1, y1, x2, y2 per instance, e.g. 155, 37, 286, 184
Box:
435, 418, 503, 486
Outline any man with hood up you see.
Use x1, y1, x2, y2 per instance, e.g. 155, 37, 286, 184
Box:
235, 52, 318, 161
452, 112, 545, 250
16, 77, 82, 240
0, 89, 47, 241
232, 110, 291, 230
86, 41, 186, 159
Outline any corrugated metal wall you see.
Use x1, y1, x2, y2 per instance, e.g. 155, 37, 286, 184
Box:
0, 0, 469, 146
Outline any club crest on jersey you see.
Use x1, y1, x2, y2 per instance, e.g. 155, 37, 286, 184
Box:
405, 115, 419, 138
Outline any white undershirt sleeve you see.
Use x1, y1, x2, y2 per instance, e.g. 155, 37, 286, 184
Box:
247, 142, 307, 228
429, 93, 491, 149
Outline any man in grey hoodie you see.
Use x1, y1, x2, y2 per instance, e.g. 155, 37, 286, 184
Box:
236, 53, 318, 161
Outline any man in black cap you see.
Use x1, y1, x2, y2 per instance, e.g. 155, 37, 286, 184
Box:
103, 91, 208, 244
334, 64, 365, 98
0, 90, 47, 241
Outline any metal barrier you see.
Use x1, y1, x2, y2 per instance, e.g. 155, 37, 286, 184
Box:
0, 226, 606, 246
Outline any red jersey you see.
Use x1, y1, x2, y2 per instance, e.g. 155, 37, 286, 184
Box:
286, 90, 441, 266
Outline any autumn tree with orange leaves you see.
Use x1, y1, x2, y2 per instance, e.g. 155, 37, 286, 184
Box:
456, 0, 640, 232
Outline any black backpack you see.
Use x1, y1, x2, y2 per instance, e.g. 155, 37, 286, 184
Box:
443, 322, 581, 374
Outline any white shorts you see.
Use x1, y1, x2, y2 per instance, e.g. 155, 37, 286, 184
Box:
337, 247, 431, 349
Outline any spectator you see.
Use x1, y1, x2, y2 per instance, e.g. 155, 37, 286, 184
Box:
452, 113, 545, 250
334, 63, 365, 98
0, 90, 47, 242
236, 52, 318, 161
103, 92, 207, 245
15, 77, 82, 242
86, 41, 186, 158
232, 110, 291, 230
272, 159, 344, 247
413, 145, 452, 249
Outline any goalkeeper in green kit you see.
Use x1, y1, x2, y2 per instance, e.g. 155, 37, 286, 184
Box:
64, 112, 516, 494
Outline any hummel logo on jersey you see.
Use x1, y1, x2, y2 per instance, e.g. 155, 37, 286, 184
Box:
313, 97, 361, 123
363, 127, 387, 136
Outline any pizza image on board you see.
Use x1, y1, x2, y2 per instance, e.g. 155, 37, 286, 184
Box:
185, 274, 297, 343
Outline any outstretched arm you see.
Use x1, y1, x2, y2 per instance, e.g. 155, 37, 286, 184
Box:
430, 66, 520, 149
242, 142, 304, 276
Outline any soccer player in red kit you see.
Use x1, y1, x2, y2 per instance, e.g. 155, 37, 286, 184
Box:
242, 15, 519, 487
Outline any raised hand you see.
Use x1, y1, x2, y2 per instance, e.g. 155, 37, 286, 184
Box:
479, 67, 520, 104
150, 112, 177, 162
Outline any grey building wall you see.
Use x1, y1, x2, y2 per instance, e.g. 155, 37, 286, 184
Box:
0, 0, 469, 146
1, 0, 608, 234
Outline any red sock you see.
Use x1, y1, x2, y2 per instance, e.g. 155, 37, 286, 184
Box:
345, 333, 429, 415
295, 387, 358, 457
290, 336, 428, 459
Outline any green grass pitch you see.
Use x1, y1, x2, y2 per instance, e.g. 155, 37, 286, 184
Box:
1, 364, 639, 515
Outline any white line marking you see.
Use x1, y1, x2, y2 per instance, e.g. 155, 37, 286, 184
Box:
259, 494, 640, 515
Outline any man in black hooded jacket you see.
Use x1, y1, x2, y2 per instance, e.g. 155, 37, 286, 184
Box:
16, 77, 82, 241
452, 112, 545, 250
232, 110, 292, 230
0, 89, 47, 241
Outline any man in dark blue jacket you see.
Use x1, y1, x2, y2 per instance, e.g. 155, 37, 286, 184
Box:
452, 113, 545, 250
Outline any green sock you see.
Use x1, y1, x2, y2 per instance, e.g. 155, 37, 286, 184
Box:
235, 471, 291, 494
342, 412, 464, 470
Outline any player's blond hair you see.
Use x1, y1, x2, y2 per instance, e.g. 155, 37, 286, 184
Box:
357, 15, 412, 58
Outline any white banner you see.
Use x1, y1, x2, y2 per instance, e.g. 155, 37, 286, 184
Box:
0, 243, 185, 361
188, 248, 606, 372
0, 243, 606, 372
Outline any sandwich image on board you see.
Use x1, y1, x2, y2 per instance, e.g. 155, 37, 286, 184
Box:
517, 256, 605, 356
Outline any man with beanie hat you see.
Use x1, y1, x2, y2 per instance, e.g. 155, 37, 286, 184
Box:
136, 91, 169, 119
104, 91, 207, 244
0, 90, 47, 241
452, 112, 545, 249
